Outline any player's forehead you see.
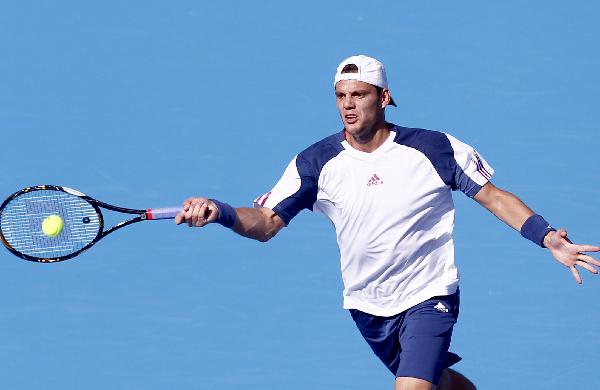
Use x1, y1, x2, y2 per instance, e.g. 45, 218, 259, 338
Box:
335, 79, 378, 94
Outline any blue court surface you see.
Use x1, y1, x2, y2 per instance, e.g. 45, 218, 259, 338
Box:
1, 2, 598, 389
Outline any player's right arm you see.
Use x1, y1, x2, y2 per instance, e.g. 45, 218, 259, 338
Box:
176, 154, 315, 242
230, 206, 285, 242
174, 197, 285, 242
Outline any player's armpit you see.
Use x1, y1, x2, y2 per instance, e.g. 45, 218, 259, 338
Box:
232, 207, 285, 242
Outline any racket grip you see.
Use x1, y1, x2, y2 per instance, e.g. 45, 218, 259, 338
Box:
146, 207, 183, 220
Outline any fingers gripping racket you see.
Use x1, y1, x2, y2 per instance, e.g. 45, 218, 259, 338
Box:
0, 185, 182, 263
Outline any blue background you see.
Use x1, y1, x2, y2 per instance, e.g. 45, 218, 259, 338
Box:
1, 1, 598, 389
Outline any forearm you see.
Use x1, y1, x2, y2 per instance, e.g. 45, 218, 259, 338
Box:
474, 183, 534, 231
472, 182, 600, 283
175, 198, 284, 242
231, 207, 285, 242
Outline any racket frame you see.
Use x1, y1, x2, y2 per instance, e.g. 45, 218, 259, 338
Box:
0, 185, 157, 263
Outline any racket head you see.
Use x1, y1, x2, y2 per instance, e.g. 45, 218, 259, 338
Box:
0, 185, 104, 262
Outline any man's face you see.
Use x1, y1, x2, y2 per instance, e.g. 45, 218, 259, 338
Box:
335, 79, 385, 138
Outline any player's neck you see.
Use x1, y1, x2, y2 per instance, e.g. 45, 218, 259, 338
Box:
345, 123, 390, 153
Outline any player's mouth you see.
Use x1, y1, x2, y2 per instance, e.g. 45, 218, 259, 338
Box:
345, 114, 358, 124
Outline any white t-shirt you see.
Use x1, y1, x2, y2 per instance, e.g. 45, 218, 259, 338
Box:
254, 124, 494, 317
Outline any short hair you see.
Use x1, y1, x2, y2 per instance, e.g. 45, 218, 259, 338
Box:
341, 64, 359, 74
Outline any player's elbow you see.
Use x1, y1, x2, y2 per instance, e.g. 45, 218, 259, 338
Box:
257, 235, 272, 243
257, 210, 285, 242
257, 226, 281, 242
239, 208, 284, 242
249, 232, 275, 243
238, 221, 281, 242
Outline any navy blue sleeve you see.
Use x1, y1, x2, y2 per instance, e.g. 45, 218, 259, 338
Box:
269, 132, 344, 225
393, 126, 490, 197
271, 155, 319, 225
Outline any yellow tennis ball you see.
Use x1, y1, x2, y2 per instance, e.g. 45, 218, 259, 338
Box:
42, 214, 64, 237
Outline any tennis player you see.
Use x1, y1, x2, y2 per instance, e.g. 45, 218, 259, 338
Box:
175, 55, 600, 390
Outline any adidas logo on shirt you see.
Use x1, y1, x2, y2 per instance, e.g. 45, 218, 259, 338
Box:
367, 174, 383, 186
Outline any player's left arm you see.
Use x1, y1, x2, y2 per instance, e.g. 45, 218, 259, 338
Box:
473, 181, 600, 284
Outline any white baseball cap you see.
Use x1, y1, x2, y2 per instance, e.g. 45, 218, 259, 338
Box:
334, 55, 397, 107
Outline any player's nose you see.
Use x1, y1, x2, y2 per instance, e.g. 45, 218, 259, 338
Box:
342, 96, 355, 109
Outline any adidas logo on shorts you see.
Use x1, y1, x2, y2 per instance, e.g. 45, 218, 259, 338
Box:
434, 302, 449, 313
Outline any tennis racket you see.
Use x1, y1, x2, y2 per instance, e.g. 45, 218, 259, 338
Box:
0, 185, 182, 263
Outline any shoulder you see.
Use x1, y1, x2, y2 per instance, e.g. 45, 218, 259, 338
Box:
298, 131, 345, 160
392, 124, 452, 155
296, 131, 345, 177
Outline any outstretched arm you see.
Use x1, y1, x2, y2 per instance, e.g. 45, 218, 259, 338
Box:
474, 182, 600, 283
174, 197, 285, 242
472, 181, 534, 231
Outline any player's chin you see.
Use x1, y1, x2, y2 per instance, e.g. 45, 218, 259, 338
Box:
344, 122, 363, 135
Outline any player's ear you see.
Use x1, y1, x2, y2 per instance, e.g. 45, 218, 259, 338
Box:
381, 89, 392, 108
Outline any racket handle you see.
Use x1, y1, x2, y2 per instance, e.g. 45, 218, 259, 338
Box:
146, 207, 183, 220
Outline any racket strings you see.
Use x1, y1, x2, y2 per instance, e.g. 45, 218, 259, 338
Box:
0, 190, 100, 258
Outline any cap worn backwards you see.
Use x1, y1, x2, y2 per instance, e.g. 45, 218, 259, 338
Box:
334, 55, 397, 107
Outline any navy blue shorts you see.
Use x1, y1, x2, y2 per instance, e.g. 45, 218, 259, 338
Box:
350, 289, 461, 385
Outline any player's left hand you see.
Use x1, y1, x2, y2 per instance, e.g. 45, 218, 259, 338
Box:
544, 229, 600, 284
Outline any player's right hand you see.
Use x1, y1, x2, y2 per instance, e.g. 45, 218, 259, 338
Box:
174, 197, 219, 227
